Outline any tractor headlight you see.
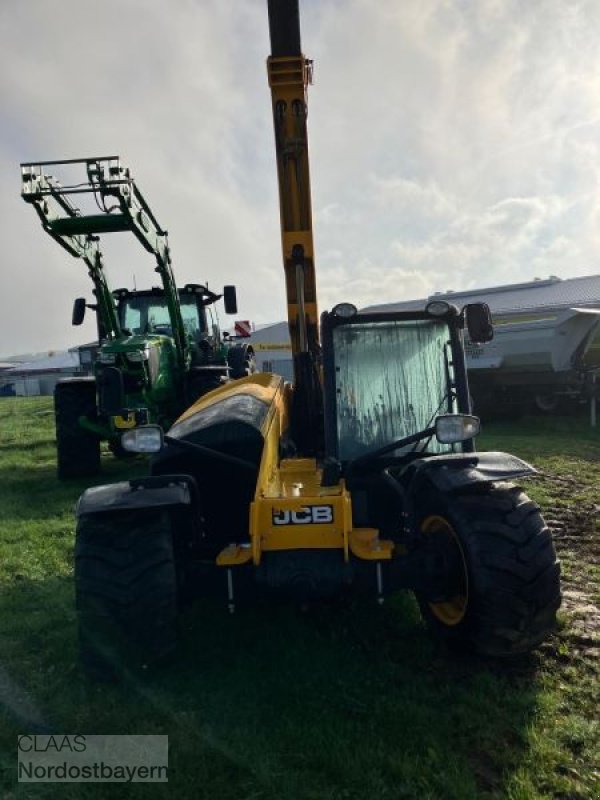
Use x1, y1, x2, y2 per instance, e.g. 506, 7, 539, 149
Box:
121, 425, 164, 453
435, 414, 480, 443
126, 349, 149, 363
98, 351, 117, 364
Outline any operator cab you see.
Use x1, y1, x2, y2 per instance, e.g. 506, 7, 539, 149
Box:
319, 300, 492, 537
321, 300, 493, 470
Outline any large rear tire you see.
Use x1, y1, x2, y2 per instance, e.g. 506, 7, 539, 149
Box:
227, 346, 256, 380
533, 392, 562, 414
54, 381, 100, 479
75, 509, 178, 680
415, 483, 561, 657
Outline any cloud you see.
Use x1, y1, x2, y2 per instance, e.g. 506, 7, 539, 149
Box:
2, 0, 600, 355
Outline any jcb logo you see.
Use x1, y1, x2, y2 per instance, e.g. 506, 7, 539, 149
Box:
272, 505, 334, 526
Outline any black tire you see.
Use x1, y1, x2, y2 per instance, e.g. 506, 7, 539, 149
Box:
54, 381, 101, 479
533, 392, 561, 414
187, 372, 224, 404
414, 483, 561, 657
75, 509, 178, 680
227, 346, 256, 380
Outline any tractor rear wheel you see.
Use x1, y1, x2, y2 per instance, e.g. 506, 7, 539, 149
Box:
75, 509, 178, 680
533, 392, 561, 414
54, 381, 100, 479
227, 346, 256, 379
187, 370, 224, 404
414, 483, 561, 657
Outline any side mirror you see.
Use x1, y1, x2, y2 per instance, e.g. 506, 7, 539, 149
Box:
72, 297, 87, 326
223, 285, 238, 315
465, 303, 493, 343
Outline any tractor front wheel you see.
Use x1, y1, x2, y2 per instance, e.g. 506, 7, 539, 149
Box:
54, 381, 100, 479
415, 483, 561, 657
75, 509, 178, 680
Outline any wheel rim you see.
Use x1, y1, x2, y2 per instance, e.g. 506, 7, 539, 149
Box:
421, 515, 468, 626
535, 393, 558, 413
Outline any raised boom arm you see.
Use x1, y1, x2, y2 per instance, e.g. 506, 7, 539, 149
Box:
267, 0, 322, 455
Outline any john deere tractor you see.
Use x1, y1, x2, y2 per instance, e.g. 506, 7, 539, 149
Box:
21, 157, 254, 478
71, 1, 560, 678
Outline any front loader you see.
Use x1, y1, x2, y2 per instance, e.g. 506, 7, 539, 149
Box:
21, 157, 254, 478
72, 1, 560, 679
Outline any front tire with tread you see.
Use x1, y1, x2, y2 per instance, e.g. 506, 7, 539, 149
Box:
75, 509, 178, 680
54, 381, 101, 479
415, 483, 561, 657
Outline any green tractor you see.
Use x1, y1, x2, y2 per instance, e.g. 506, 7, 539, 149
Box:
21, 156, 254, 478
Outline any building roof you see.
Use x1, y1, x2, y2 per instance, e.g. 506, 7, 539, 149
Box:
243, 321, 290, 345
363, 274, 600, 315
4, 351, 80, 375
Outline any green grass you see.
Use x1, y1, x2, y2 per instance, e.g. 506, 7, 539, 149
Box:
0, 398, 599, 799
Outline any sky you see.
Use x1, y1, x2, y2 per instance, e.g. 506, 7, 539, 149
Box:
2, 0, 600, 356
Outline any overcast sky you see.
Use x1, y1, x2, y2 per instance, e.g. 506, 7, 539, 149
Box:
2, 0, 600, 356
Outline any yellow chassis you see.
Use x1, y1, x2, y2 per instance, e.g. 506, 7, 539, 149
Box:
175, 374, 393, 571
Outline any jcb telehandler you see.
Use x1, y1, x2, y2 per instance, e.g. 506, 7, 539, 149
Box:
21, 157, 254, 478
73, 0, 560, 678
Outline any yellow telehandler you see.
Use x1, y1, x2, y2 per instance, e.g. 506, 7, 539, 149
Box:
73, 0, 560, 678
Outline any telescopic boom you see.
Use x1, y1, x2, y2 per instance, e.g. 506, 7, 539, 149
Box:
266, 0, 322, 454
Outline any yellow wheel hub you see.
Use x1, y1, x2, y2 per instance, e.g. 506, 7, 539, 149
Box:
421, 515, 468, 626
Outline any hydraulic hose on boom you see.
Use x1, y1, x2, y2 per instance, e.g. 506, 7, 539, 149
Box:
267, 0, 323, 456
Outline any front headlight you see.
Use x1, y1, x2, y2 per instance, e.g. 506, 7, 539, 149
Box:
126, 349, 149, 363
435, 414, 480, 444
98, 351, 117, 364
121, 425, 164, 453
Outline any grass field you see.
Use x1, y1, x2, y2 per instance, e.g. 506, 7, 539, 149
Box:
0, 397, 599, 799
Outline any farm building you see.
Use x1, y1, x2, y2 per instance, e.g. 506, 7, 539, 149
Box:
0, 351, 83, 397
0, 362, 19, 396
236, 321, 293, 381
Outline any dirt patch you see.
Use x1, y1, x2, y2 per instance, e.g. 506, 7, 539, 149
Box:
536, 472, 600, 658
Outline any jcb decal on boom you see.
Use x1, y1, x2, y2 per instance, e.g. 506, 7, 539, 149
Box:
272, 505, 334, 526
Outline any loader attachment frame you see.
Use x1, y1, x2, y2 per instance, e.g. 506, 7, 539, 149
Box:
21, 156, 189, 370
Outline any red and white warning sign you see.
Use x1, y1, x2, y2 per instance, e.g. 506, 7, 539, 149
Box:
234, 320, 252, 338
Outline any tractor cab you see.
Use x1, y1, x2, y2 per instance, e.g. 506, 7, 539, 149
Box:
115, 287, 208, 343
114, 283, 236, 351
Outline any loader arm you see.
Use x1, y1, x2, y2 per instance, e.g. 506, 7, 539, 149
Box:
267, 0, 323, 455
21, 161, 122, 341
21, 156, 189, 369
